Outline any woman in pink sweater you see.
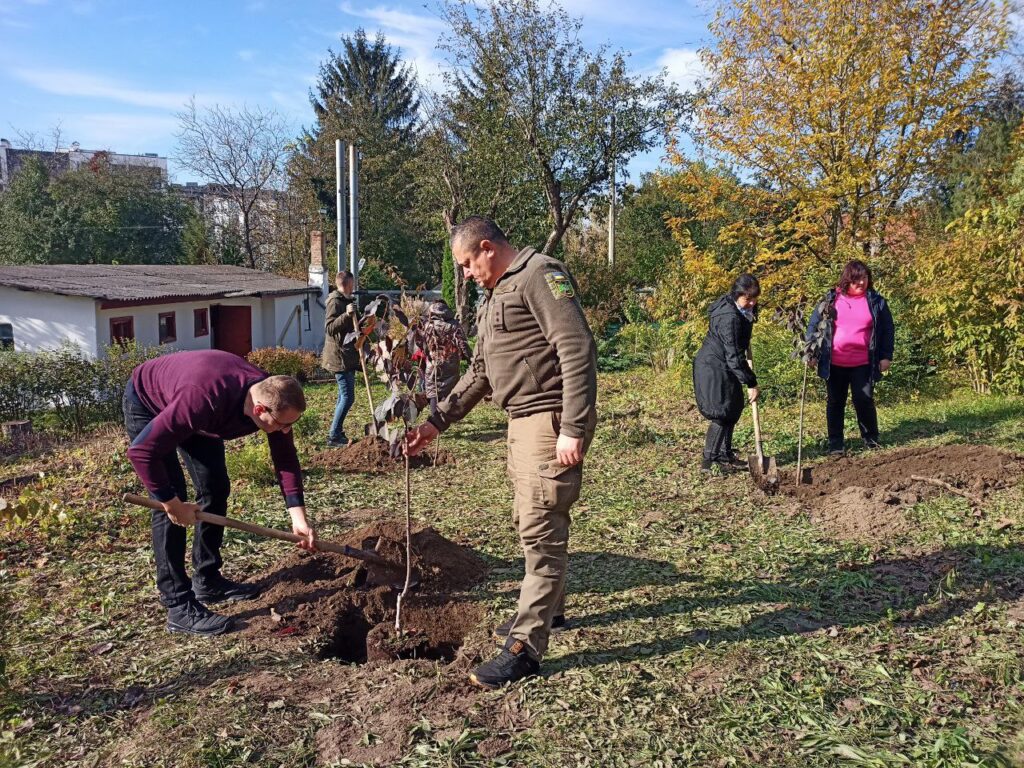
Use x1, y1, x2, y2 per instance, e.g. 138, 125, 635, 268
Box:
806, 260, 895, 455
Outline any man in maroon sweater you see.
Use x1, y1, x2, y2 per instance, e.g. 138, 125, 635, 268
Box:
123, 349, 317, 636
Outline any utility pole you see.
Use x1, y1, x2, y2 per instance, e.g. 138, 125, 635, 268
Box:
348, 142, 360, 293
335, 140, 346, 275
608, 114, 616, 267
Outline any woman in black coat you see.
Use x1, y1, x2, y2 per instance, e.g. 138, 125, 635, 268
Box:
693, 274, 761, 474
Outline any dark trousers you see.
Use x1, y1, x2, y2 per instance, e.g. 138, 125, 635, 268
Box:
123, 380, 230, 608
826, 364, 879, 450
703, 418, 737, 461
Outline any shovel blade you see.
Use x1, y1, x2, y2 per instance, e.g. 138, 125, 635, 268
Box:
748, 454, 780, 492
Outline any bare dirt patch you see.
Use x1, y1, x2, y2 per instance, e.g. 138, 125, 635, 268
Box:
778, 445, 1024, 543
215, 518, 518, 764
308, 436, 455, 473
235, 659, 528, 766
231, 518, 488, 663
107, 522, 504, 765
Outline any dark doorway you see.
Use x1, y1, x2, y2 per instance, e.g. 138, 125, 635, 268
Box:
211, 305, 252, 358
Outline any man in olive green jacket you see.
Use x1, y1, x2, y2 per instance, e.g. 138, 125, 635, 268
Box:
407, 216, 597, 689
322, 271, 360, 447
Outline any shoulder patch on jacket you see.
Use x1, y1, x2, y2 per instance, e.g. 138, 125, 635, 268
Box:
544, 271, 575, 300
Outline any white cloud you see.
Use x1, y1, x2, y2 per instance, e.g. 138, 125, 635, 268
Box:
340, 2, 445, 36
657, 47, 706, 93
337, 2, 448, 90
10, 67, 221, 111
237, 49, 256, 62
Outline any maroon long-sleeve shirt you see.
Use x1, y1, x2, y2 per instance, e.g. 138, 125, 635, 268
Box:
128, 350, 304, 508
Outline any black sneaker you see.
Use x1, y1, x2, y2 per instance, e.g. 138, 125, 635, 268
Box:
166, 600, 233, 636
723, 451, 749, 469
493, 614, 567, 638
828, 447, 845, 457
326, 438, 351, 448
470, 637, 540, 690
864, 438, 882, 450
193, 577, 262, 605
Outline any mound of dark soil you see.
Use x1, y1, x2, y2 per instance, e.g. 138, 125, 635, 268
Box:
231, 518, 487, 664
309, 436, 455, 473
779, 444, 1024, 543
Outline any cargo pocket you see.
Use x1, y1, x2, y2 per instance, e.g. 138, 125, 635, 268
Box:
536, 461, 582, 509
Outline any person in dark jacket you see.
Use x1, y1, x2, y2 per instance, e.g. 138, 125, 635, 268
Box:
322, 271, 360, 447
422, 300, 471, 417
806, 260, 895, 455
693, 274, 761, 475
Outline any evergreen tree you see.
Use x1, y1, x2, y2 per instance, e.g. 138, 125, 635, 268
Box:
292, 29, 428, 284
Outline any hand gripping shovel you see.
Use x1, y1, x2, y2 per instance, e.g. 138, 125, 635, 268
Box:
745, 349, 779, 492
122, 494, 418, 588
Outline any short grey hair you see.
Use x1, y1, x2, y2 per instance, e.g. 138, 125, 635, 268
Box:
450, 216, 508, 254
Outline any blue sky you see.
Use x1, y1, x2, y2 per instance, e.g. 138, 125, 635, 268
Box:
0, 0, 712, 183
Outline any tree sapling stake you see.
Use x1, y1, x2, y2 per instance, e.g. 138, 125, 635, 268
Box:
348, 295, 429, 633
777, 305, 830, 485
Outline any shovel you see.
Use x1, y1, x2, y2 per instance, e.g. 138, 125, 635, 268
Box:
122, 493, 419, 588
745, 349, 779, 492
348, 304, 381, 439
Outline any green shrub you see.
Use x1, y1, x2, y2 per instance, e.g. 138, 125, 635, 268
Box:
0, 350, 47, 421
93, 341, 165, 422
0, 341, 164, 434
614, 321, 704, 372
246, 347, 318, 381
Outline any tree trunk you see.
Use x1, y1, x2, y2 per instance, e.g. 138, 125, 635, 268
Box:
394, 437, 413, 634
796, 365, 808, 486
241, 208, 257, 269
442, 210, 473, 334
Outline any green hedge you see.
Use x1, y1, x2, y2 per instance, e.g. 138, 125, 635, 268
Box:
0, 342, 163, 434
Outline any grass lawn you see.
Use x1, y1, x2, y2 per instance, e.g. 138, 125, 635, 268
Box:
2, 366, 1024, 767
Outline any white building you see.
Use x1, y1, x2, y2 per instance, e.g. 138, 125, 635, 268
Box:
0, 259, 328, 359
0, 139, 168, 192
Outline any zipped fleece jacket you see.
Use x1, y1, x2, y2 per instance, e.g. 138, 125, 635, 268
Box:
806, 288, 895, 383
427, 247, 597, 438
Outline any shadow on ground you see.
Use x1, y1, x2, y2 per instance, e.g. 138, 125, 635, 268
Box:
547, 543, 1024, 671
480, 550, 692, 602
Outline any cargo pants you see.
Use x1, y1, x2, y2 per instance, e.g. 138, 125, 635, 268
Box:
507, 410, 596, 659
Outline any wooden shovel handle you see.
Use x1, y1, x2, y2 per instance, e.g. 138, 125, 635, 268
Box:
121, 493, 389, 566
746, 349, 764, 462
349, 305, 378, 424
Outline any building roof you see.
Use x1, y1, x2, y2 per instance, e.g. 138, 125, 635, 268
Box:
0, 265, 314, 302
